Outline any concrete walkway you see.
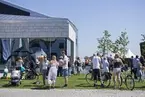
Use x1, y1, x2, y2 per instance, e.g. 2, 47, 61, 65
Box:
0, 89, 145, 97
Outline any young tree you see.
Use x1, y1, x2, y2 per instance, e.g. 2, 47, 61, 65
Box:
116, 32, 129, 57
141, 34, 145, 42
97, 30, 112, 56
109, 40, 120, 53
140, 34, 145, 56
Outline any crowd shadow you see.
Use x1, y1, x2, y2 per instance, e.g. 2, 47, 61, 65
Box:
31, 86, 60, 90
77, 78, 85, 80
75, 83, 93, 88
135, 85, 145, 89
2, 84, 12, 87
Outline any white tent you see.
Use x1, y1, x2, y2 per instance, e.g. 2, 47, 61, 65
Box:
125, 49, 136, 58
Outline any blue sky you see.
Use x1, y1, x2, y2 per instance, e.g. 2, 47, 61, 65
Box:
7, 0, 145, 58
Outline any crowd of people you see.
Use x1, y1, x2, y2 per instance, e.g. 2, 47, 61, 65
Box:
73, 53, 145, 89
131, 55, 145, 79
35, 50, 70, 89
2, 50, 145, 89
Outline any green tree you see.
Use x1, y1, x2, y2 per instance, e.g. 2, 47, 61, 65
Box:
97, 30, 112, 55
141, 34, 145, 42
109, 40, 120, 53
116, 32, 129, 57
140, 42, 145, 55
140, 34, 145, 55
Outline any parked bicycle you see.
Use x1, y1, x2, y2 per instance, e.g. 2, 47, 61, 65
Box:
85, 66, 135, 90
132, 66, 145, 82
85, 69, 112, 88
120, 66, 135, 90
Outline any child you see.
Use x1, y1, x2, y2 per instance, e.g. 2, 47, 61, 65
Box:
3, 66, 9, 79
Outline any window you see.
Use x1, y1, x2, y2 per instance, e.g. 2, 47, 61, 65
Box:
59, 43, 64, 49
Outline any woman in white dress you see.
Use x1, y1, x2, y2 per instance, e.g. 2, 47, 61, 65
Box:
47, 55, 59, 89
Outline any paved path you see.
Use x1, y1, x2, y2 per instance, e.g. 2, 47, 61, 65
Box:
0, 89, 145, 97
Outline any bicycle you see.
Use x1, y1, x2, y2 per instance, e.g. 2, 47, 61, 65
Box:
85, 69, 112, 88
134, 66, 145, 82
120, 67, 135, 90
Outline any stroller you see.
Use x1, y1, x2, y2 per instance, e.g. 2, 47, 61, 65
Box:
10, 67, 21, 86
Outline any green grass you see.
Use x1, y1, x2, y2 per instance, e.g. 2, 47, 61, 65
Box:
0, 74, 145, 90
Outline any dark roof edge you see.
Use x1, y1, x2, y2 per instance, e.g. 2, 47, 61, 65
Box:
0, 0, 49, 18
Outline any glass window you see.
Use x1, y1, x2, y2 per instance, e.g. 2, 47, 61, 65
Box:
59, 43, 64, 49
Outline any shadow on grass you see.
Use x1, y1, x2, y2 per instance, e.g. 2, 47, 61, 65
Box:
135, 85, 145, 89
2, 83, 20, 88
77, 78, 86, 80
2, 84, 12, 87
31, 86, 60, 90
75, 83, 93, 88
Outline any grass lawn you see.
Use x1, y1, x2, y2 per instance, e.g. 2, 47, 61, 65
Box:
0, 74, 145, 90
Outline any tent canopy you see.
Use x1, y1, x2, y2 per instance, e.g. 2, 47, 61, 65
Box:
125, 49, 136, 58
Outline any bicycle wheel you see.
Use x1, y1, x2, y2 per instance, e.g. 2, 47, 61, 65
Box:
125, 75, 135, 90
102, 78, 111, 88
120, 75, 123, 86
101, 73, 111, 88
85, 73, 94, 85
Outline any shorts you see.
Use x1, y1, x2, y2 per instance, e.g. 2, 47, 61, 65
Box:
62, 69, 68, 77
113, 68, 121, 74
93, 69, 101, 80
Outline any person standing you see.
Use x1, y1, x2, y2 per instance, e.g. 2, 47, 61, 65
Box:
84, 57, 91, 74
74, 57, 82, 74
16, 57, 24, 70
61, 51, 69, 87
38, 54, 45, 73
130, 56, 134, 75
102, 57, 109, 73
92, 53, 104, 88
140, 56, 145, 66
58, 56, 63, 77
68, 58, 72, 76
42, 56, 49, 85
3, 66, 8, 79
47, 55, 59, 89
133, 55, 140, 79
112, 54, 123, 89
16, 57, 24, 79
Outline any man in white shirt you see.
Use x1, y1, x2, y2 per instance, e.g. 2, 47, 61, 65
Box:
61, 51, 69, 87
92, 53, 104, 88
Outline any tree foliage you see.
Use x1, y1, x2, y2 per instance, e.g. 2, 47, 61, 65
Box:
97, 30, 129, 57
141, 34, 145, 42
109, 40, 120, 53
97, 30, 112, 55
115, 32, 129, 57
140, 34, 145, 55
